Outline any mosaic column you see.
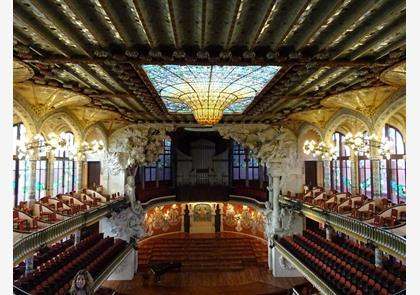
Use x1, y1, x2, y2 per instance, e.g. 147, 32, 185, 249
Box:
374, 247, 384, 267
74, 229, 81, 246
27, 159, 37, 201
371, 151, 382, 199
76, 160, 84, 191
268, 175, 273, 204
350, 154, 358, 195
46, 153, 55, 197
323, 161, 331, 191
25, 256, 34, 276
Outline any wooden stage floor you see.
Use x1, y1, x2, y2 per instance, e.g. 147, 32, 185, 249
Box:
102, 233, 307, 295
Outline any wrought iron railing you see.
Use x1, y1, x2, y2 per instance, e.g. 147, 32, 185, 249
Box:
13, 199, 128, 264
280, 196, 406, 259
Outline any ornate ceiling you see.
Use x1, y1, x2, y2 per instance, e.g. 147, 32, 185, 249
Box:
13, 0, 406, 126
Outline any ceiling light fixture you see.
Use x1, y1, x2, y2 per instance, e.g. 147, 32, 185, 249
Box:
142, 65, 280, 125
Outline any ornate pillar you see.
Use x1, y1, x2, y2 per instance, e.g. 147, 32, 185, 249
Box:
76, 160, 84, 191
46, 152, 55, 196
27, 159, 37, 201
24, 256, 34, 276
350, 153, 359, 195
371, 153, 382, 199
316, 160, 324, 188
74, 229, 81, 246
374, 247, 384, 267
269, 162, 283, 231
268, 175, 273, 204
323, 161, 331, 191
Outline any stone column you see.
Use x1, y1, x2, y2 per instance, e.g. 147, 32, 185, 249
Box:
269, 163, 283, 231
374, 247, 384, 267
325, 224, 334, 241
27, 159, 37, 201
371, 154, 382, 199
46, 153, 55, 196
268, 175, 273, 204
24, 256, 34, 276
74, 229, 81, 246
316, 160, 324, 188
77, 160, 84, 191
323, 161, 331, 191
350, 153, 358, 195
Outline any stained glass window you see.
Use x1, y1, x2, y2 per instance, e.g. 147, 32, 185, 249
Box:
380, 124, 406, 203
232, 141, 264, 181
331, 132, 351, 192
144, 140, 172, 182
142, 65, 280, 114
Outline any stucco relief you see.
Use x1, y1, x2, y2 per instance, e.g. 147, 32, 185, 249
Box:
224, 203, 265, 235
144, 204, 181, 236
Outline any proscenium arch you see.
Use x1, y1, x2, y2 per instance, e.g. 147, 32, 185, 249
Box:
373, 91, 406, 138
323, 109, 373, 144
38, 110, 83, 144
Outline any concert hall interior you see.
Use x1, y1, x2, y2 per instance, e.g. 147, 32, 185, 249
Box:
11, 0, 407, 294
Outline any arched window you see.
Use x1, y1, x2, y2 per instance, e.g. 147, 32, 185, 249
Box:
232, 141, 266, 182
380, 124, 406, 203
13, 123, 29, 206
53, 132, 75, 195
330, 132, 351, 192
143, 139, 172, 182
359, 132, 373, 198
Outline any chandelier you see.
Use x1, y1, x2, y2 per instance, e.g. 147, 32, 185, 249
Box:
68, 140, 105, 160
16, 132, 68, 160
344, 132, 393, 159
142, 65, 280, 125
303, 140, 338, 160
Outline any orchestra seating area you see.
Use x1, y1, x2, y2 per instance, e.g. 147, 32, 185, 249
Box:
279, 229, 405, 295
138, 233, 268, 272
13, 232, 127, 295
288, 187, 406, 228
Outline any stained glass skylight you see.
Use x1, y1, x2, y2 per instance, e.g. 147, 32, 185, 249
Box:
142, 65, 280, 125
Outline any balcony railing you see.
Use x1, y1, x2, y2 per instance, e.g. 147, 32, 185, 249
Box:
280, 196, 406, 260
13, 199, 128, 265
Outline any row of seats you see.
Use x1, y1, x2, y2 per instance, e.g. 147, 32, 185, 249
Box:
279, 230, 405, 294
308, 229, 406, 281
14, 233, 105, 294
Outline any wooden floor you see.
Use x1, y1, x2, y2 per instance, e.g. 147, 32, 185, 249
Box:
103, 233, 307, 295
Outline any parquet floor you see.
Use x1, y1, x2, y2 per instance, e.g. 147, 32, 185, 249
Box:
102, 233, 307, 295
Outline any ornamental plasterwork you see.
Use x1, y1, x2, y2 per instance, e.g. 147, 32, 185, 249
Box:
70, 106, 122, 128
108, 125, 174, 168
13, 60, 34, 83
14, 82, 91, 117
288, 108, 338, 129
380, 62, 406, 87
217, 124, 297, 166
321, 86, 397, 118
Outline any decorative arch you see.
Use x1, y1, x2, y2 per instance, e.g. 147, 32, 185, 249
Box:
83, 122, 109, 149
38, 110, 83, 144
13, 98, 37, 138
373, 91, 406, 138
297, 123, 324, 160
323, 109, 372, 144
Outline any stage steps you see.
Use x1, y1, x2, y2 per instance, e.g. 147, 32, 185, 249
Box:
138, 233, 268, 272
